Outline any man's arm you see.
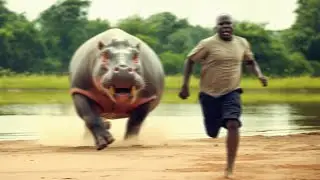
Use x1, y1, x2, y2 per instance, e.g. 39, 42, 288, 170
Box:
182, 59, 195, 87
242, 38, 268, 86
179, 40, 209, 99
244, 59, 264, 78
182, 48, 208, 86
182, 40, 209, 86
242, 39, 264, 77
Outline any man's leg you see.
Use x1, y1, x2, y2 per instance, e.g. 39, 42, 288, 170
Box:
198, 92, 222, 138
221, 89, 243, 176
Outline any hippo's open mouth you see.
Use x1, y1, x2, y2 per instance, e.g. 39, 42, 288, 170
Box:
115, 88, 132, 94
104, 86, 138, 104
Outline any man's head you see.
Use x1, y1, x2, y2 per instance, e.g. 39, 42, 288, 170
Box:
215, 14, 233, 41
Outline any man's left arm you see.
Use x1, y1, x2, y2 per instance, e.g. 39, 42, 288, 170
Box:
242, 39, 268, 87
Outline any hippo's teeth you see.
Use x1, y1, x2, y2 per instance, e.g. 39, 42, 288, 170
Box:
130, 86, 138, 104
109, 86, 115, 96
106, 86, 116, 102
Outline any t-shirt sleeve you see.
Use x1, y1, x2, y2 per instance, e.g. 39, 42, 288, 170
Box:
242, 38, 255, 61
187, 39, 209, 63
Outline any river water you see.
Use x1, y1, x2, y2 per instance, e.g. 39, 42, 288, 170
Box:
0, 103, 319, 143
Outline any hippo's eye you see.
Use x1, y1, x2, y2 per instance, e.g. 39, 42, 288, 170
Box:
132, 53, 139, 64
101, 52, 109, 63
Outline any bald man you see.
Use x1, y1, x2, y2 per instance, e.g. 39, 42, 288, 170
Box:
178, 14, 268, 177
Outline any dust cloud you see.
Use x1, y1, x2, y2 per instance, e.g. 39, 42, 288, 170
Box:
34, 106, 172, 148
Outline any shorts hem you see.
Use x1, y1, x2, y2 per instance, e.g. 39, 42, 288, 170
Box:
221, 118, 242, 129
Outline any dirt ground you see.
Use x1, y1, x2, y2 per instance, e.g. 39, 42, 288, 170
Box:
0, 132, 319, 180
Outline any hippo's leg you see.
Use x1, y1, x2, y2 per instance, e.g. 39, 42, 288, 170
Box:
124, 102, 151, 140
83, 119, 111, 141
102, 119, 111, 130
72, 93, 115, 150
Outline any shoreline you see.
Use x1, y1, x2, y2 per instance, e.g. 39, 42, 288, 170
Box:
1, 131, 319, 141
1, 130, 319, 142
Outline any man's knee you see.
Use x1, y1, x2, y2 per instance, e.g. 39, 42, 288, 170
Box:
206, 128, 220, 138
225, 119, 241, 130
203, 118, 221, 138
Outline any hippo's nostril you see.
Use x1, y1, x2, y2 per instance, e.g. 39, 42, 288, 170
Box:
128, 68, 133, 72
102, 65, 108, 71
114, 67, 119, 72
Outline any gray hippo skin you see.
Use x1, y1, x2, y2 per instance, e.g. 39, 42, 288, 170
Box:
68, 28, 165, 150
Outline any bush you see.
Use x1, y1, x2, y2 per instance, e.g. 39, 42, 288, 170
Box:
0, 67, 17, 76
309, 61, 320, 77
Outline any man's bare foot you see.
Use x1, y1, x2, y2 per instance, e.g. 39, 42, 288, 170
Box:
224, 167, 233, 178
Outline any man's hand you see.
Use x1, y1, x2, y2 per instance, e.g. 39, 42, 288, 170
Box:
178, 85, 190, 99
258, 75, 268, 87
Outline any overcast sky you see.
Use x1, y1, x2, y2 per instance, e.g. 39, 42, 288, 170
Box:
6, 0, 298, 30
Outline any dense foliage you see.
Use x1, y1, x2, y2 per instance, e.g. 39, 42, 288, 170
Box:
0, 0, 319, 77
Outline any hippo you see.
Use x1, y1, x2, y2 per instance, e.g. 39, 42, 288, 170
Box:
68, 28, 165, 150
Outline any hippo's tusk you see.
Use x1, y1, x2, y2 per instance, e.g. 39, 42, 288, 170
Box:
130, 86, 138, 104
109, 86, 115, 96
105, 86, 116, 102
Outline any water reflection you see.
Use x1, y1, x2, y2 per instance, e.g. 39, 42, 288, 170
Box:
0, 103, 319, 141
0, 104, 73, 116
289, 104, 320, 128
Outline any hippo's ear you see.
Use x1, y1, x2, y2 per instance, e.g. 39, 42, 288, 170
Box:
98, 41, 105, 50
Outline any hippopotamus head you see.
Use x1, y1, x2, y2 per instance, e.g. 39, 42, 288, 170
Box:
92, 38, 145, 104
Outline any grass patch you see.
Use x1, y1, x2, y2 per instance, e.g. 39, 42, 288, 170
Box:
1, 75, 320, 90
166, 75, 320, 90
1, 75, 69, 89
1, 75, 320, 105
162, 90, 320, 104
0, 91, 70, 105
1, 90, 320, 105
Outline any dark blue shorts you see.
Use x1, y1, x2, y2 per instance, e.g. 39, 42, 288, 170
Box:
198, 88, 243, 138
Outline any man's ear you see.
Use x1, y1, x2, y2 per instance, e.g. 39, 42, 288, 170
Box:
98, 41, 105, 50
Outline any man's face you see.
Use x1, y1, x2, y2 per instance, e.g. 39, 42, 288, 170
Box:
216, 15, 233, 41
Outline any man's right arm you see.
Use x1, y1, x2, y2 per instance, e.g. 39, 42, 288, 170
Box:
182, 41, 208, 87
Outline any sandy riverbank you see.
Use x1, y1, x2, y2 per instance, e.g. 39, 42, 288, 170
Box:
0, 132, 319, 180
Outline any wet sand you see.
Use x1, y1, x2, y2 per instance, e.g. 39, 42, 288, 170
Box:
0, 132, 319, 180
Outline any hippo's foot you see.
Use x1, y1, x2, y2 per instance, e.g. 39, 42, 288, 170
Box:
91, 120, 113, 150
89, 125, 115, 150
83, 124, 115, 150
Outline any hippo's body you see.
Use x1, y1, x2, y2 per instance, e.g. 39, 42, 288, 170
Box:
68, 28, 165, 150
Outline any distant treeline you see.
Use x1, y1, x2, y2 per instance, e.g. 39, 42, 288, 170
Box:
0, 0, 319, 77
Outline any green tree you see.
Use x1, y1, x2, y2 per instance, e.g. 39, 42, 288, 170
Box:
0, 1, 46, 73
0, 0, 318, 77
159, 51, 185, 75
286, 0, 320, 61
115, 15, 159, 50
234, 21, 313, 76
36, 0, 91, 72
145, 12, 189, 53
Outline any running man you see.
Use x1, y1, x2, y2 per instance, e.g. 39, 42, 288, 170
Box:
178, 14, 268, 176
